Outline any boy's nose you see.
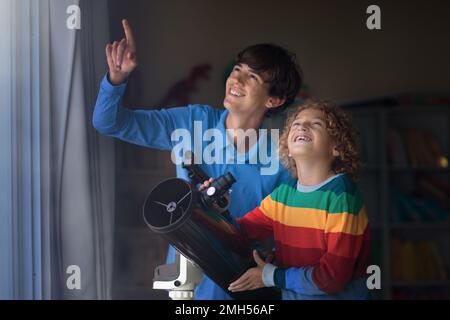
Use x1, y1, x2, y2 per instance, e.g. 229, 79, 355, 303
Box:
232, 75, 244, 85
230, 80, 245, 90
230, 72, 246, 84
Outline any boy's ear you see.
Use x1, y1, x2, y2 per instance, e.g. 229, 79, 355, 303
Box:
265, 96, 286, 109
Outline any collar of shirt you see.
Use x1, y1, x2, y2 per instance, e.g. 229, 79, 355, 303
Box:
296, 173, 344, 193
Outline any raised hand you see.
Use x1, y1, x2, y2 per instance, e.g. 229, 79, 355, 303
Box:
105, 19, 138, 85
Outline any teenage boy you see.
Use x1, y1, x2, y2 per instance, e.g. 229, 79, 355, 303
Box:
92, 19, 302, 299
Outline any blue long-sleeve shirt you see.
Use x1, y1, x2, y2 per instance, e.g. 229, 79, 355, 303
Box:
92, 74, 291, 300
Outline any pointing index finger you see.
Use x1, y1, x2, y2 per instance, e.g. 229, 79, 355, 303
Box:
122, 19, 136, 48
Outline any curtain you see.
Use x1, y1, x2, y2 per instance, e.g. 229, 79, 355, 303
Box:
0, 0, 115, 299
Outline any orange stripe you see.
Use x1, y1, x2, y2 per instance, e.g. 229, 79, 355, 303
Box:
325, 207, 368, 235
259, 197, 327, 229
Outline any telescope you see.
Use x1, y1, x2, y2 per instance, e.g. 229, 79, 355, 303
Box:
143, 161, 280, 300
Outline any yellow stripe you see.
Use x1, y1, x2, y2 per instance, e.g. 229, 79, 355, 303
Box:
325, 207, 368, 235
259, 197, 368, 236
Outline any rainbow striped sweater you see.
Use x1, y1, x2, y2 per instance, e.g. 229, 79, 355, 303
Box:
237, 174, 371, 300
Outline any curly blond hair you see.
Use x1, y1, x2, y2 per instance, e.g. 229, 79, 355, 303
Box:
279, 100, 361, 181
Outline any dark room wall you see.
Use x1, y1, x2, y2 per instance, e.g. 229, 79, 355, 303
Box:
108, 0, 450, 107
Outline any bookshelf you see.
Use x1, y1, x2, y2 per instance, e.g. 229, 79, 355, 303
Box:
345, 105, 450, 300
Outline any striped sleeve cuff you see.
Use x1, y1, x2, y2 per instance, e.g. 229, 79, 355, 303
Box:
262, 263, 277, 287
274, 268, 287, 289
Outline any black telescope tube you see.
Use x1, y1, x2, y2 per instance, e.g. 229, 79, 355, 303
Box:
143, 177, 281, 300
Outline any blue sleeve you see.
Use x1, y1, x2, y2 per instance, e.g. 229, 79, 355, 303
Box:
92, 73, 203, 150
274, 267, 327, 295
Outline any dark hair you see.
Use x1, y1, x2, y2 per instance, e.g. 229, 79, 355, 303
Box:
236, 43, 303, 115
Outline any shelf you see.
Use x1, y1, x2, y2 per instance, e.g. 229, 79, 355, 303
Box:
361, 164, 382, 171
390, 222, 450, 230
386, 105, 450, 115
391, 280, 450, 287
389, 166, 449, 172
346, 105, 450, 116
360, 165, 449, 172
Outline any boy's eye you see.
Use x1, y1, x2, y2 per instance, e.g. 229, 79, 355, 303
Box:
313, 122, 322, 126
250, 74, 258, 81
233, 66, 240, 72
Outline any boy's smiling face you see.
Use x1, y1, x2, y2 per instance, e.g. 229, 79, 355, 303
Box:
288, 108, 339, 161
223, 63, 283, 115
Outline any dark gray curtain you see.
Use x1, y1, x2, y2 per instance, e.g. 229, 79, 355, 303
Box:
0, 0, 115, 299
44, 0, 115, 299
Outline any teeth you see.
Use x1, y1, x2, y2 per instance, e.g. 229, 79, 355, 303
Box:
230, 89, 243, 97
294, 135, 311, 142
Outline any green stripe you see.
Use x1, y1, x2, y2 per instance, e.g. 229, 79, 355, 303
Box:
324, 174, 358, 195
269, 180, 363, 215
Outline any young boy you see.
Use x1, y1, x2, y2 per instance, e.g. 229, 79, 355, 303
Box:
226, 100, 371, 299
92, 19, 302, 299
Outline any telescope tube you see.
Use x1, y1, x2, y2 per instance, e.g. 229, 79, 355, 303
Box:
143, 177, 280, 300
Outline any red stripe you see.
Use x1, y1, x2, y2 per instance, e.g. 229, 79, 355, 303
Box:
272, 222, 371, 260
276, 228, 372, 294
274, 241, 325, 267
237, 207, 273, 241
325, 232, 366, 259
312, 253, 357, 293
352, 229, 372, 278
273, 221, 326, 250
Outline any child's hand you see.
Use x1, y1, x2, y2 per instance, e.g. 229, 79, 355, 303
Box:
228, 250, 266, 292
199, 177, 231, 212
105, 19, 138, 85
199, 178, 214, 191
